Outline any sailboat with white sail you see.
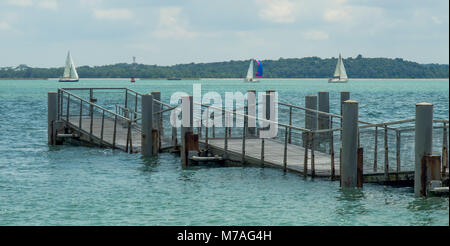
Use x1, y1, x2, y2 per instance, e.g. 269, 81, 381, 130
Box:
328, 54, 348, 83
244, 59, 263, 82
59, 51, 79, 82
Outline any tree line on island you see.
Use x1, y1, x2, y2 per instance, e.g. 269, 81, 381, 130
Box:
0, 55, 448, 79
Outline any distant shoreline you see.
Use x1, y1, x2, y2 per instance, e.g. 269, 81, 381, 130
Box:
0, 78, 448, 81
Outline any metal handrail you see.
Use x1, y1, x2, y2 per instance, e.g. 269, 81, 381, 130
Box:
194, 101, 312, 132
59, 89, 131, 122
277, 101, 343, 119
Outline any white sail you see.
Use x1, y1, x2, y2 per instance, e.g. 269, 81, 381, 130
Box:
339, 55, 348, 79
333, 56, 341, 78
332, 54, 347, 79
62, 51, 79, 79
246, 59, 254, 80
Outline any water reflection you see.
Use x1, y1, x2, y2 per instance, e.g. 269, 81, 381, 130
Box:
334, 188, 368, 225
138, 155, 159, 173
406, 196, 449, 225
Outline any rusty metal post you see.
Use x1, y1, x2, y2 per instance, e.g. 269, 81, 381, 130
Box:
421, 155, 442, 196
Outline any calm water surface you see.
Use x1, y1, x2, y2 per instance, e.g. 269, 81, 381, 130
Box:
0, 79, 448, 225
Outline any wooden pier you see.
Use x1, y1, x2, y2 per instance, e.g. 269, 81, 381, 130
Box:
48, 88, 449, 193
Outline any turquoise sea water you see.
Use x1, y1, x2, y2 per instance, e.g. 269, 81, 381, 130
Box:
0, 79, 448, 226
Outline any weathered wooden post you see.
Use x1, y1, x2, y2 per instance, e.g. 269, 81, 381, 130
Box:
341, 100, 359, 188
172, 107, 178, 148
247, 90, 256, 136
263, 90, 275, 135
318, 91, 330, 130
152, 91, 161, 154
305, 95, 318, 130
357, 147, 364, 188
181, 95, 194, 168
414, 102, 433, 197
340, 91, 350, 140
304, 95, 317, 149
48, 91, 58, 145
340, 92, 350, 117
266, 90, 275, 120
318, 91, 330, 150
141, 94, 153, 157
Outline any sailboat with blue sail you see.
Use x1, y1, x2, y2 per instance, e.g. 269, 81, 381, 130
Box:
244, 59, 263, 82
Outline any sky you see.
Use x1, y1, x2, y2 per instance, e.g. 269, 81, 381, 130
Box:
0, 0, 448, 67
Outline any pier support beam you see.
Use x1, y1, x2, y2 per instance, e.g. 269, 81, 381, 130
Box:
340, 91, 350, 117
341, 100, 359, 188
318, 91, 330, 130
181, 95, 194, 168
305, 95, 318, 130
414, 102, 433, 197
318, 91, 330, 147
48, 91, 58, 145
141, 94, 153, 157
152, 91, 161, 154
304, 95, 317, 149
247, 90, 256, 136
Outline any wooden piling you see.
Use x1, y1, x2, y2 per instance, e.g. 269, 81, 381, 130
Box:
414, 102, 433, 197
181, 95, 194, 167
48, 91, 58, 145
357, 148, 364, 188
340, 91, 350, 140
341, 100, 359, 188
152, 91, 162, 152
247, 90, 256, 136
141, 94, 154, 157
305, 95, 318, 130
318, 91, 330, 131
242, 106, 247, 164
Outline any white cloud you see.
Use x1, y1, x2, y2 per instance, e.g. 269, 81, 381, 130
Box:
93, 9, 133, 21
323, 8, 351, 22
5, 0, 33, 7
153, 7, 196, 39
0, 21, 12, 31
5, 0, 58, 10
431, 16, 443, 25
38, 0, 58, 10
258, 0, 297, 23
303, 30, 329, 40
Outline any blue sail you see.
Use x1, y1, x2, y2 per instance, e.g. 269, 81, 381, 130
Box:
255, 59, 263, 77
